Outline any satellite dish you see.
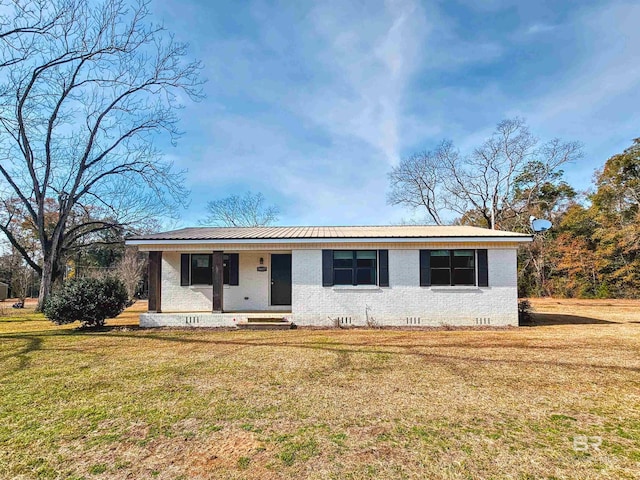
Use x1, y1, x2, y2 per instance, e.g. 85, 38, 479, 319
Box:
530, 217, 552, 233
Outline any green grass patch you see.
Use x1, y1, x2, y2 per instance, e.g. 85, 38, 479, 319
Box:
277, 438, 319, 466
88, 463, 107, 474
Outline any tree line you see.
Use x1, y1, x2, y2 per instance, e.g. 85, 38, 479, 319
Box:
389, 120, 640, 298
518, 139, 640, 298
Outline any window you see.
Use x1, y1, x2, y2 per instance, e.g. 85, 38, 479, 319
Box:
426, 250, 476, 286
322, 250, 388, 287
180, 253, 238, 286
430, 250, 451, 285
333, 250, 377, 285
191, 254, 213, 285
452, 250, 475, 285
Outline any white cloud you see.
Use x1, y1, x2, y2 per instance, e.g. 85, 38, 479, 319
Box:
531, 3, 640, 119
515, 2, 640, 187
172, 0, 513, 225
525, 23, 557, 35
285, 0, 429, 165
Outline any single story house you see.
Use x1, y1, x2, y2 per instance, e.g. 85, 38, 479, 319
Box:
126, 225, 532, 328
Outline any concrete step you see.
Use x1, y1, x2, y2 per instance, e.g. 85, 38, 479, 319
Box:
247, 317, 289, 323
236, 321, 293, 330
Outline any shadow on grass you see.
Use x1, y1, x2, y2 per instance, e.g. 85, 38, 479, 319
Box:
0, 327, 107, 378
0, 334, 43, 377
3, 318, 637, 381
73, 325, 144, 333
64, 329, 640, 375
522, 313, 617, 326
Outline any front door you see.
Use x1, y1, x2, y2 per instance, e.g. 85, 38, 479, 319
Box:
271, 254, 292, 306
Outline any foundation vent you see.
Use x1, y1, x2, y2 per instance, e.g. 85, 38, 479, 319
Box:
406, 317, 421, 325
185, 315, 200, 325
475, 317, 491, 325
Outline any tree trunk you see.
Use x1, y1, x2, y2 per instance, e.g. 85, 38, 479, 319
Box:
37, 254, 55, 311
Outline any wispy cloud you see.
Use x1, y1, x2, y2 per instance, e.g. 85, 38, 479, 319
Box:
515, 2, 640, 186
287, 0, 428, 165
525, 23, 556, 35
527, 3, 640, 121
163, 0, 437, 225
149, 0, 640, 226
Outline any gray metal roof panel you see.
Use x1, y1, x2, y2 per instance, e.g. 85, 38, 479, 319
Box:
128, 225, 532, 241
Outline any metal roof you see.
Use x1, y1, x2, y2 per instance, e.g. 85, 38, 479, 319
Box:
128, 225, 532, 242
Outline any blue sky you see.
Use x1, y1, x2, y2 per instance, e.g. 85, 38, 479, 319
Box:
150, 0, 640, 227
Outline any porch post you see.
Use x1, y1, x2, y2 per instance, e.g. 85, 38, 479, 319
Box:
148, 251, 162, 313
212, 251, 223, 312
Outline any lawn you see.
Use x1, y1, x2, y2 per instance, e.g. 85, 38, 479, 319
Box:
1, 299, 639, 479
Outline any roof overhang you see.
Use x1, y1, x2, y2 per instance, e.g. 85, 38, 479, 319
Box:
126, 235, 533, 247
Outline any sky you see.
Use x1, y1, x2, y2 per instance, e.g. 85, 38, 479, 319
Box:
149, 0, 640, 227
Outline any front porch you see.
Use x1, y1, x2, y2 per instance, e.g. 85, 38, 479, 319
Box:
146, 249, 293, 316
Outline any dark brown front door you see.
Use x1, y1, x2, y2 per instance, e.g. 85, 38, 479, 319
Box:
271, 254, 292, 306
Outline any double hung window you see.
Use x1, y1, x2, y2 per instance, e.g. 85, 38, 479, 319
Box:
429, 250, 475, 286
333, 250, 377, 285
421, 249, 488, 287
322, 250, 388, 287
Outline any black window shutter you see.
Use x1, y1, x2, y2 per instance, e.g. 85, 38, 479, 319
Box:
378, 250, 389, 287
478, 249, 489, 287
180, 254, 190, 286
419, 250, 431, 286
322, 250, 333, 286
229, 253, 239, 285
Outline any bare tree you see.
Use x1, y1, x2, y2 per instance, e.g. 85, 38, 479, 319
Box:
388, 118, 582, 229
0, 241, 35, 299
11, 263, 32, 303
115, 246, 145, 303
0, 0, 67, 68
0, 0, 202, 309
200, 192, 279, 227
387, 143, 452, 225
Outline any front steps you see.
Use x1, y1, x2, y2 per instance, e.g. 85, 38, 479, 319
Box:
235, 317, 293, 330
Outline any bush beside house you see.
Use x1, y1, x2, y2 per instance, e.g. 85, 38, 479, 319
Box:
44, 277, 128, 328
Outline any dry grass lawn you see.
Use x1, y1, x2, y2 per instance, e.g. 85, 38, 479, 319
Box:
1, 298, 639, 479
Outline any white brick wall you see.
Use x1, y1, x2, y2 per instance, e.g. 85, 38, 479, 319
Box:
161, 252, 212, 312
291, 248, 518, 327
159, 247, 519, 326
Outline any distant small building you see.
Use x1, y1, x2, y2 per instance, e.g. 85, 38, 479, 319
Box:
0, 282, 8, 301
